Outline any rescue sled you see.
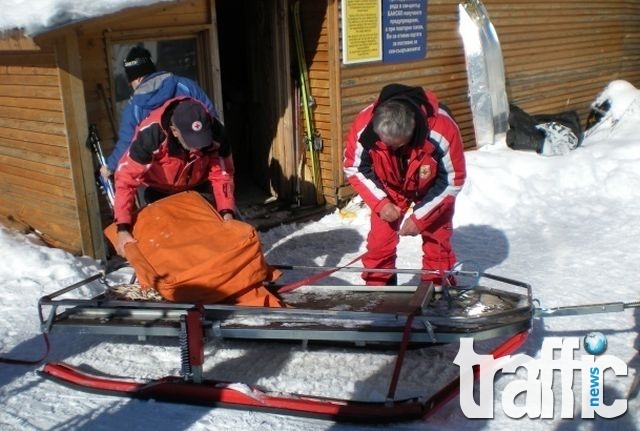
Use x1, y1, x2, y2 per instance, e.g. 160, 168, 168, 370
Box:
37, 264, 533, 423
32, 191, 533, 422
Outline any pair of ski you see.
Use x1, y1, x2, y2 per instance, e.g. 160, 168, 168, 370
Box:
86, 124, 115, 211
291, 1, 323, 205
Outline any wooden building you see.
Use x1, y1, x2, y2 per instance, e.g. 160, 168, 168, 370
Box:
0, 0, 638, 258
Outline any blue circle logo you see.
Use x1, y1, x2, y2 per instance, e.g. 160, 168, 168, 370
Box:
583, 331, 607, 355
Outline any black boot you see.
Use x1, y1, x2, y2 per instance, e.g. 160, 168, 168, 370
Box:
385, 274, 398, 286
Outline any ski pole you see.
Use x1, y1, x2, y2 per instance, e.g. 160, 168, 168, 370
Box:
88, 124, 108, 167
86, 124, 115, 211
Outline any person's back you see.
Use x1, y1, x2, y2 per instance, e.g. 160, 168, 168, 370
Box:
130, 71, 214, 122
102, 46, 216, 175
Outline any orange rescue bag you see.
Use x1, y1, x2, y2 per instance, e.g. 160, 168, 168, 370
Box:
104, 191, 285, 307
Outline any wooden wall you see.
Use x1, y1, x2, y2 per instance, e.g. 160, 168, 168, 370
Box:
297, 1, 335, 204
495, 0, 640, 116
0, 42, 85, 250
334, 0, 640, 203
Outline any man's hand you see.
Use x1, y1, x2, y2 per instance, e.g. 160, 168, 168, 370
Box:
99, 165, 112, 180
379, 202, 402, 223
399, 217, 420, 236
116, 230, 136, 257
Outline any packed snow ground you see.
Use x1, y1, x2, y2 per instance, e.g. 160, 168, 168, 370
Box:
2, 80, 640, 430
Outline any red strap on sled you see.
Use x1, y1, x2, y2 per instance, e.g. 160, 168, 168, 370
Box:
276, 253, 365, 293
386, 311, 417, 400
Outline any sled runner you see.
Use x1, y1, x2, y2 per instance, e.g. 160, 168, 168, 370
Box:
40, 331, 529, 423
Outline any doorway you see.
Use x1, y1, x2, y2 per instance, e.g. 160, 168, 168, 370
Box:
216, 0, 296, 217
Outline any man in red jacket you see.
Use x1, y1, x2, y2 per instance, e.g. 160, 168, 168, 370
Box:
343, 84, 466, 286
113, 97, 236, 256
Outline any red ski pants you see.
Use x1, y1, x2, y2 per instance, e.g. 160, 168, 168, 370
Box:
361, 206, 456, 285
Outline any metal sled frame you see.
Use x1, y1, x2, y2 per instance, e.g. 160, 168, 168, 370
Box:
36, 270, 533, 422
38, 272, 533, 347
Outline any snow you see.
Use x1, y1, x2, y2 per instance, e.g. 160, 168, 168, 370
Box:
0, 0, 168, 34
2, 79, 640, 429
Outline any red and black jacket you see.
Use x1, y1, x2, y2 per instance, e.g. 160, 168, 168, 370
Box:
114, 97, 235, 229
343, 84, 466, 231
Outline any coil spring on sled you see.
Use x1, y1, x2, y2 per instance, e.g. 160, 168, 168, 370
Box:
179, 315, 192, 380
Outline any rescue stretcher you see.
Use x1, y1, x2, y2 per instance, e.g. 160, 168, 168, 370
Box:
36, 266, 534, 422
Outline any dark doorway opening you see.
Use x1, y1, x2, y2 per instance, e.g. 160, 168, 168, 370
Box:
216, 0, 328, 229
217, 1, 282, 221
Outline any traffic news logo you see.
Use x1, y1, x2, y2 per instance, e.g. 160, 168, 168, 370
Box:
454, 336, 628, 419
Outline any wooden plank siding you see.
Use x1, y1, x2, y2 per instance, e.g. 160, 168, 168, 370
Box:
333, 0, 640, 203
0, 44, 86, 250
0, 29, 41, 51
56, 32, 104, 258
298, 1, 336, 204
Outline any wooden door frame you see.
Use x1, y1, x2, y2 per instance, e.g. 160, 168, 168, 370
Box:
269, 0, 296, 200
